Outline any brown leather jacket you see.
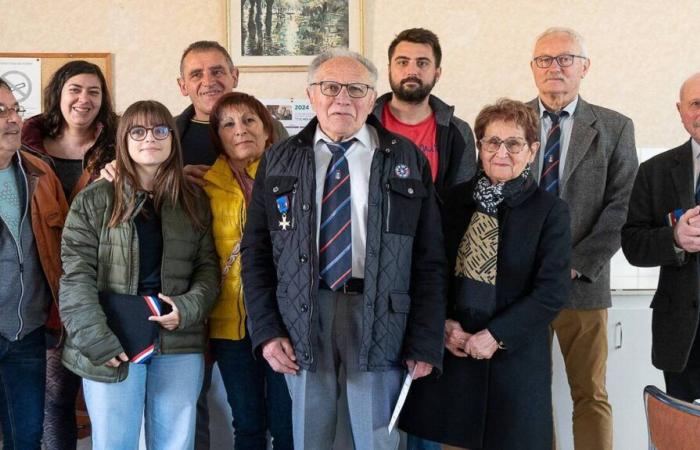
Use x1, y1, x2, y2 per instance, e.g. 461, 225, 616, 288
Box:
21, 150, 69, 332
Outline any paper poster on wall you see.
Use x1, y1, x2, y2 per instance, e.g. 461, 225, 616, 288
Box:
262, 98, 315, 136
0, 58, 42, 118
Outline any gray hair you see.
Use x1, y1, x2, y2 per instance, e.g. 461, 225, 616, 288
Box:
307, 49, 378, 85
534, 27, 589, 58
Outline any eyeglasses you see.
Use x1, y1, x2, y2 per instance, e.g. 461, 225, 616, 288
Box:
479, 137, 529, 154
0, 104, 26, 118
309, 81, 374, 98
532, 54, 587, 68
128, 125, 172, 141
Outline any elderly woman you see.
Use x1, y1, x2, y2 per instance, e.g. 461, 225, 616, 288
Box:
400, 99, 571, 449
203, 92, 293, 450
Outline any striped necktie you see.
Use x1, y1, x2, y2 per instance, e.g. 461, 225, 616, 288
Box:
540, 110, 569, 195
319, 139, 356, 290
695, 173, 700, 204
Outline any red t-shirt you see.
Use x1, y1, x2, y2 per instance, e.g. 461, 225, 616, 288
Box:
382, 103, 439, 182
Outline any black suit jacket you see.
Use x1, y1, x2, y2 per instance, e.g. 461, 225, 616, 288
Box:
621, 140, 700, 372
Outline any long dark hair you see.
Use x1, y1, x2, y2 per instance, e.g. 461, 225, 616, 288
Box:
109, 100, 203, 230
42, 60, 117, 176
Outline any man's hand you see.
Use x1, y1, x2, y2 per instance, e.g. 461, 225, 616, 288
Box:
674, 207, 700, 252
99, 160, 117, 182
444, 319, 471, 358
183, 164, 211, 187
465, 329, 499, 360
405, 360, 433, 379
262, 337, 299, 374
105, 352, 128, 367
148, 294, 180, 330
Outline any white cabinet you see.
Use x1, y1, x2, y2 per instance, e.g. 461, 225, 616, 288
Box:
552, 291, 664, 450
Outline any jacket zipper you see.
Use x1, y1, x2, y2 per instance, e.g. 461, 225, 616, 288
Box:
307, 149, 316, 366
385, 183, 391, 233
12, 164, 31, 340
291, 184, 297, 229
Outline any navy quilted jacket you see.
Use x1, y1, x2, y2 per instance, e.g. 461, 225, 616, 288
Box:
242, 115, 447, 372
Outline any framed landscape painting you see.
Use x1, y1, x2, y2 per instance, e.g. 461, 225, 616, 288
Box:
229, 0, 364, 71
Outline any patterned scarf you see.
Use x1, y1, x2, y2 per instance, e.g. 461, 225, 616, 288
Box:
453, 165, 531, 318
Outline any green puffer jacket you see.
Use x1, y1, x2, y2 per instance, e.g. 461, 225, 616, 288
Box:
59, 179, 220, 383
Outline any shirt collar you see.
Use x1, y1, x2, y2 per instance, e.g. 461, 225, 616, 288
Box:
538, 95, 579, 119
313, 124, 373, 152
691, 137, 700, 161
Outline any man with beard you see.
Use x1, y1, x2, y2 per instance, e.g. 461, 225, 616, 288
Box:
373, 28, 476, 196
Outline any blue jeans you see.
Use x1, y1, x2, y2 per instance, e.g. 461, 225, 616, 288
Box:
83, 353, 204, 450
0, 326, 46, 450
211, 336, 293, 450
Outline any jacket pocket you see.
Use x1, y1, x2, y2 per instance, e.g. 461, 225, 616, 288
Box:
264, 176, 298, 231
385, 178, 427, 236
650, 292, 670, 312
385, 291, 411, 363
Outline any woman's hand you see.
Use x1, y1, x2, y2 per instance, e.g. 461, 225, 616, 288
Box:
149, 294, 180, 330
105, 352, 128, 367
99, 160, 117, 182
465, 329, 499, 360
183, 164, 211, 187
444, 319, 472, 358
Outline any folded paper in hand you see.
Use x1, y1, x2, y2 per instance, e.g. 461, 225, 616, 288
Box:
388, 366, 417, 433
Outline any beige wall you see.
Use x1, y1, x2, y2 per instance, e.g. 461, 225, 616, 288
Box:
3, 0, 699, 147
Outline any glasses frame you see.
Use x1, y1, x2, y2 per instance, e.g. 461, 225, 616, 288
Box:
532, 53, 588, 69
309, 81, 375, 98
479, 137, 530, 155
128, 125, 173, 141
0, 104, 26, 119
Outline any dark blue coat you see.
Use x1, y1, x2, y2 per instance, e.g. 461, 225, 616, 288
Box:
400, 176, 571, 449
241, 115, 447, 372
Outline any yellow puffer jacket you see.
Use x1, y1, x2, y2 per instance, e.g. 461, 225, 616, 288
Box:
203, 156, 259, 340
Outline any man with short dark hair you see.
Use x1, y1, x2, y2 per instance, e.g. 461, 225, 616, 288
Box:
623, 72, 700, 403
528, 27, 638, 450
373, 28, 476, 196
175, 40, 288, 175
0, 79, 67, 448
174, 40, 291, 450
242, 49, 446, 450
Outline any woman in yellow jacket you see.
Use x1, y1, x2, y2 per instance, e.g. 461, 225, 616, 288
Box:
203, 92, 292, 450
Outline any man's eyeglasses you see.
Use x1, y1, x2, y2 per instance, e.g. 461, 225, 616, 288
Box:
0, 104, 26, 119
128, 125, 172, 141
479, 137, 529, 154
533, 54, 587, 69
309, 81, 374, 99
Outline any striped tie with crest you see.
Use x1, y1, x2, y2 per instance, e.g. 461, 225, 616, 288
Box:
540, 110, 569, 195
319, 139, 356, 290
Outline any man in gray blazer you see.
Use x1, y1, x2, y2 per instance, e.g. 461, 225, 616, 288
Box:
528, 27, 638, 450
622, 72, 700, 402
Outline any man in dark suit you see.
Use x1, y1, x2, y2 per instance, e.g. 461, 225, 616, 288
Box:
622, 72, 700, 402
528, 27, 638, 450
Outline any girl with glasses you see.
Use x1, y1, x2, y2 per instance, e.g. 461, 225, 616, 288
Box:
59, 100, 219, 449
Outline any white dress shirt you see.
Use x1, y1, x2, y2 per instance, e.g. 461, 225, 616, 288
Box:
313, 124, 379, 278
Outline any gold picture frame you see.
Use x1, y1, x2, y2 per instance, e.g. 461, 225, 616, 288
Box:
228, 0, 364, 72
